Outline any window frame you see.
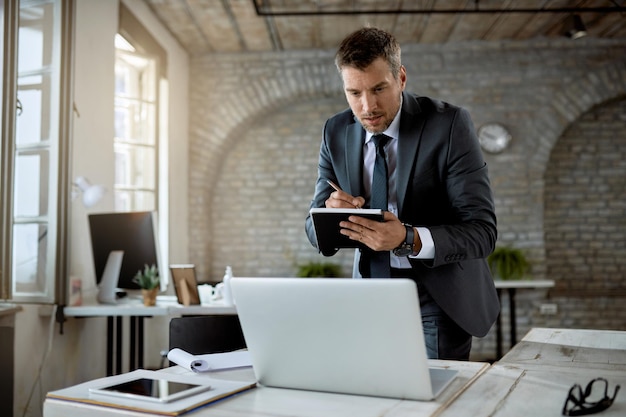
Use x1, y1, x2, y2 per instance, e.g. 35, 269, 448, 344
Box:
0, 0, 74, 304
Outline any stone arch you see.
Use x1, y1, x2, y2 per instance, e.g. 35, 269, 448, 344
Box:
533, 60, 626, 176
501, 61, 626, 280
188, 57, 344, 279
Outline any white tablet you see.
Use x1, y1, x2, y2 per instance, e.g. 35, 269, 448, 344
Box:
89, 377, 212, 403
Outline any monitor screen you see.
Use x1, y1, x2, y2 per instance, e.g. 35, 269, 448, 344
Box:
88, 211, 163, 291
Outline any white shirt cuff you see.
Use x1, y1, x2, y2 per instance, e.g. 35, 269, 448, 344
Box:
411, 227, 435, 259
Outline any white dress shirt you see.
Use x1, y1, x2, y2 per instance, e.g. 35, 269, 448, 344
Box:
362, 104, 435, 268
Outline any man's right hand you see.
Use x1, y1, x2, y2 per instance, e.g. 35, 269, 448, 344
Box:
325, 189, 365, 209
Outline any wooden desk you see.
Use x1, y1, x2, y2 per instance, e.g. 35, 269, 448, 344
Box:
440, 362, 626, 416
43, 360, 490, 417
443, 328, 626, 416
63, 296, 236, 375
493, 280, 554, 358
500, 327, 626, 371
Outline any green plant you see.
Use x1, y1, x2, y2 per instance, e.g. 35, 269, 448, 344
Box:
487, 246, 530, 280
132, 264, 160, 289
296, 262, 342, 278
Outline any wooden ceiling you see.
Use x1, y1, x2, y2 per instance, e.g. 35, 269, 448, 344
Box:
142, 0, 626, 55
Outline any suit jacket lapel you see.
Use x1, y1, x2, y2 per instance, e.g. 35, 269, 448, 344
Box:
346, 121, 365, 197
396, 93, 425, 217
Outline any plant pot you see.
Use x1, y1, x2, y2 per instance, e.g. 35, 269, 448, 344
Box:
142, 288, 158, 306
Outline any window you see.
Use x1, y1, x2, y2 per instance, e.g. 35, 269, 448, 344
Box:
0, 0, 73, 303
114, 4, 169, 286
114, 34, 158, 211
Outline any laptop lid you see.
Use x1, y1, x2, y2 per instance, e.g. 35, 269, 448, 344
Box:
230, 277, 457, 401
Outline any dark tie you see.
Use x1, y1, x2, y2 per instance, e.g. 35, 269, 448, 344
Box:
362, 134, 391, 278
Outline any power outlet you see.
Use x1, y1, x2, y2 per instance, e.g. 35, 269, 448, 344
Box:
540, 303, 558, 315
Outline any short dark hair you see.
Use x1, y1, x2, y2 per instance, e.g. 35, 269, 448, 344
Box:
335, 27, 402, 79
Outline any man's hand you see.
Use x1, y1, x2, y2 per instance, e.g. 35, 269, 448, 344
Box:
338, 211, 406, 252
325, 189, 365, 209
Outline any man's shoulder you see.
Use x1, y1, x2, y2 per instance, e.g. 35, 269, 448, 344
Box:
405, 93, 463, 115
325, 106, 356, 130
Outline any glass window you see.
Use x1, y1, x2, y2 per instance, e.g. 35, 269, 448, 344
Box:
1, 0, 72, 303
114, 37, 158, 212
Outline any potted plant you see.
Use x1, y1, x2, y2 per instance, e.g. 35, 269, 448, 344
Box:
296, 261, 342, 278
133, 264, 160, 306
487, 246, 530, 280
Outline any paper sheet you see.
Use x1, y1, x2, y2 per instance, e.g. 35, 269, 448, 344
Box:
167, 348, 252, 373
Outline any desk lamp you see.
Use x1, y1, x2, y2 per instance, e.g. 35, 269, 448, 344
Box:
72, 176, 106, 208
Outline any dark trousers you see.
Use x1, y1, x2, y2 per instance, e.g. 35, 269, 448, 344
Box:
391, 268, 472, 360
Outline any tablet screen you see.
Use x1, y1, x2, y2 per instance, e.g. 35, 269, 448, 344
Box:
91, 377, 212, 403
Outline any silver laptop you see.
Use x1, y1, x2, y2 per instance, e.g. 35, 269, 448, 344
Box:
230, 277, 457, 401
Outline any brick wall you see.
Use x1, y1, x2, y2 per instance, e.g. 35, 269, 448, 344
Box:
187, 38, 626, 358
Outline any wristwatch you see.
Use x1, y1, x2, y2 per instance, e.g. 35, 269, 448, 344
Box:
393, 224, 415, 257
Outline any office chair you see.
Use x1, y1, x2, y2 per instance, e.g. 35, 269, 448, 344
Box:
168, 315, 246, 359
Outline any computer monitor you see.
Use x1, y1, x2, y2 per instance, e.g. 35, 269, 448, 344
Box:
88, 211, 164, 303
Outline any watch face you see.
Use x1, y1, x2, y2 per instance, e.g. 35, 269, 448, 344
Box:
478, 123, 512, 154
393, 244, 413, 257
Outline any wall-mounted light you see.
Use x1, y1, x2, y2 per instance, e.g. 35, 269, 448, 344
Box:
564, 15, 587, 40
72, 176, 106, 208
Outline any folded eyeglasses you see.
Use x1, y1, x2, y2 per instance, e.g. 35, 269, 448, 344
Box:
562, 377, 620, 416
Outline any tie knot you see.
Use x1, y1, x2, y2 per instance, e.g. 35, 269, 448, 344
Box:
371, 134, 390, 149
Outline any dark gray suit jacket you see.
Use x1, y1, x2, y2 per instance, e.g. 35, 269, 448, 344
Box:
305, 92, 500, 337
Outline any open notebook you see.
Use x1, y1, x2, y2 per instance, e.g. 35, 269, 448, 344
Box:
230, 277, 457, 401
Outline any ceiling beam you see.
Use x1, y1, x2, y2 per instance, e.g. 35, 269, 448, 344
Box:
252, 1, 626, 17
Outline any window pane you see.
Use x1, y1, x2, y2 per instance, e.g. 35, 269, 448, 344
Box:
114, 143, 155, 188
14, 149, 49, 217
114, 97, 156, 144
18, 2, 54, 72
116, 51, 156, 102
17, 74, 52, 144
12, 223, 48, 294
114, 190, 155, 212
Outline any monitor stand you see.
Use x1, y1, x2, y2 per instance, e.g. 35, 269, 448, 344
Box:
97, 250, 124, 304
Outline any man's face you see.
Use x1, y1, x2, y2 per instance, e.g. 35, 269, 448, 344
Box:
341, 57, 406, 134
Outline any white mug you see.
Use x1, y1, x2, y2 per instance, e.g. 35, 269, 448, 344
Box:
197, 284, 214, 304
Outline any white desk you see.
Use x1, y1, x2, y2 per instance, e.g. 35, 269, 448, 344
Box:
493, 279, 554, 358
43, 360, 490, 417
44, 328, 626, 417
63, 296, 237, 375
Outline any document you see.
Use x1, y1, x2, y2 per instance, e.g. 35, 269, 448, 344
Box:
309, 207, 384, 255
167, 348, 252, 373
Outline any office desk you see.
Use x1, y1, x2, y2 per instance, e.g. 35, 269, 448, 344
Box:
493, 279, 554, 358
44, 328, 626, 417
43, 360, 490, 417
63, 296, 237, 375
499, 327, 626, 371
443, 327, 626, 416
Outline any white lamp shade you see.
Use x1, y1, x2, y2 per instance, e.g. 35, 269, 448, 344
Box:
74, 176, 106, 208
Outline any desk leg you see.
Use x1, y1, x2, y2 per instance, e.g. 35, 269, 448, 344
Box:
129, 316, 145, 371
130, 317, 137, 370
138, 317, 144, 369
106, 317, 113, 376
496, 289, 503, 359
508, 288, 517, 348
115, 317, 122, 374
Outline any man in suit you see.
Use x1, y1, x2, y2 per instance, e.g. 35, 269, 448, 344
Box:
305, 27, 500, 360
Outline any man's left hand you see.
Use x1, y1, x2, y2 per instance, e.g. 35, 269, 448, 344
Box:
339, 211, 405, 251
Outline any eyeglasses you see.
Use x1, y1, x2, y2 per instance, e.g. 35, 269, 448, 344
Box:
562, 378, 620, 416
